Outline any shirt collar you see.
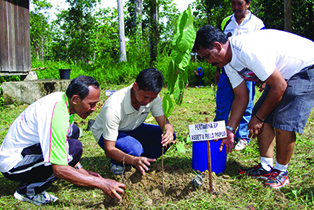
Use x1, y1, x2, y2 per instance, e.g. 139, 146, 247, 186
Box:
231, 10, 252, 24
124, 85, 137, 114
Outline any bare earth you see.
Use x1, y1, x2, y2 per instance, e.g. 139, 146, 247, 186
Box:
101, 164, 233, 209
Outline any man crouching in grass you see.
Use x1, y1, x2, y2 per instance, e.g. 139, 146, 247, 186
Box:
0, 76, 126, 205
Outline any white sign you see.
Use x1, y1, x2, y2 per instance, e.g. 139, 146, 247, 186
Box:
189, 120, 227, 142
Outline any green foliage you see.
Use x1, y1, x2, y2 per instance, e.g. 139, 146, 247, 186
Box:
165, 5, 196, 109
192, 0, 231, 28
256, 0, 314, 41
162, 93, 173, 118
29, 0, 52, 61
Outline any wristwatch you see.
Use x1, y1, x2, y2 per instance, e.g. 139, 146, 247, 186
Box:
75, 164, 83, 170
226, 126, 235, 133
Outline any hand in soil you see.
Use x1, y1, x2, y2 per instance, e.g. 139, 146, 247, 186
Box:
132, 156, 156, 176
102, 178, 126, 200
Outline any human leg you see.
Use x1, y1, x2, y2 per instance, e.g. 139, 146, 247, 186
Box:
239, 86, 274, 177
2, 144, 58, 205
127, 123, 176, 159
214, 71, 234, 123
67, 123, 81, 140
2, 144, 57, 196
266, 66, 314, 189
235, 81, 255, 144
257, 123, 275, 158
3, 136, 82, 201
67, 138, 83, 167
271, 66, 314, 167
97, 132, 144, 168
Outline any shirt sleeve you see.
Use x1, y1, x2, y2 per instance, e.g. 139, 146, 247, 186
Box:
101, 106, 120, 141
49, 101, 70, 165
150, 96, 164, 118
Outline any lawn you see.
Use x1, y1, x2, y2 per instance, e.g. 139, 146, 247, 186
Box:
0, 85, 313, 209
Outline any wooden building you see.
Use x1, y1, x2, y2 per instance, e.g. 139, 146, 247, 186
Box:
0, 0, 30, 76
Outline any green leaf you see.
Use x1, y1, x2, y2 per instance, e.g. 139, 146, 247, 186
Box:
175, 7, 196, 54
182, 69, 189, 84
162, 94, 173, 119
176, 141, 186, 154
167, 60, 177, 95
177, 52, 192, 71
172, 73, 185, 105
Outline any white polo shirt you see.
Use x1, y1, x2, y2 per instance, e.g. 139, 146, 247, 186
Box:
224, 29, 314, 89
91, 85, 164, 142
222, 10, 265, 37
0, 92, 73, 172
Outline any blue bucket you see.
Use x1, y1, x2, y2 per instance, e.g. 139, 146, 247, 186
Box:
192, 140, 227, 174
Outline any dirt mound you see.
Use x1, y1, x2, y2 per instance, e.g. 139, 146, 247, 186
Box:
102, 164, 232, 208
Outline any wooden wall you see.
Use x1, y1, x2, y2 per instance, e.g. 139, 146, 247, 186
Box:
0, 0, 30, 76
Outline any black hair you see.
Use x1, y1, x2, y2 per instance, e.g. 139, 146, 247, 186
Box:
135, 68, 164, 93
230, 0, 251, 3
192, 25, 228, 52
66, 76, 99, 100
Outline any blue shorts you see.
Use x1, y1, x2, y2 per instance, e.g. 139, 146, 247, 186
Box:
253, 65, 314, 134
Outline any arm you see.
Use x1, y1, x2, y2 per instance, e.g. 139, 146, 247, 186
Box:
219, 80, 249, 153
52, 164, 126, 200
248, 68, 287, 138
104, 140, 155, 176
155, 115, 175, 147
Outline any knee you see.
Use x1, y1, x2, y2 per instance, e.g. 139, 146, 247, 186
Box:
128, 142, 143, 157
68, 139, 83, 166
117, 140, 143, 157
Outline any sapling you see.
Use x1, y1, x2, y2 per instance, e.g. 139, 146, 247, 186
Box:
161, 5, 196, 197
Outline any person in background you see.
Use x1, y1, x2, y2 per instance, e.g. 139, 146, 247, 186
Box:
92, 68, 176, 176
193, 25, 314, 189
214, 0, 265, 151
0, 76, 126, 205
194, 67, 204, 87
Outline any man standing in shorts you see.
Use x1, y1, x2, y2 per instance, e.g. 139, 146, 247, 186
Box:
214, 0, 265, 151
193, 25, 314, 188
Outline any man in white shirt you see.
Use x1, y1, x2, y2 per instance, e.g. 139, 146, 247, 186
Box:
193, 25, 314, 189
92, 68, 176, 176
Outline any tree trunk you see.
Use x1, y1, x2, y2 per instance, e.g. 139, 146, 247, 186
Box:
284, 0, 292, 32
149, 0, 158, 67
41, 35, 44, 62
134, 0, 143, 33
117, 0, 127, 62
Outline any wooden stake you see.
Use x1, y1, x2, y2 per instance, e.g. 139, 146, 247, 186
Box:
30, 67, 47, 71
205, 117, 213, 193
162, 117, 166, 198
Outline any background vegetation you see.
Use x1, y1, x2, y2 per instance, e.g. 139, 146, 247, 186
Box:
1, 0, 313, 104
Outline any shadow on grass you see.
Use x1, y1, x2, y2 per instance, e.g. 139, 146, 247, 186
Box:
0, 176, 18, 196
80, 155, 194, 176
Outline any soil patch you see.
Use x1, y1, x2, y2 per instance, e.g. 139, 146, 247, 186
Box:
102, 164, 232, 209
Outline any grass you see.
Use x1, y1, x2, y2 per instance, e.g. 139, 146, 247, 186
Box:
0, 85, 314, 209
